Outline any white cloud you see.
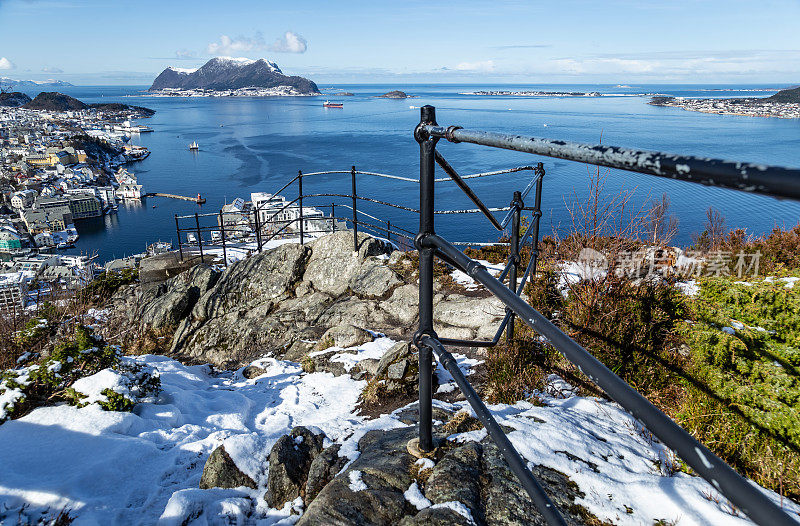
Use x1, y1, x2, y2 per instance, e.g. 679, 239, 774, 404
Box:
455, 60, 495, 72
0, 57, 15, 70
206, 31, 307, 56
269, 31, 307, 54
207, 33, 266, 56
42, 66, 63, 73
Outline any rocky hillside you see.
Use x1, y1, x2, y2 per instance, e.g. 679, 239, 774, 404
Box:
148, 57, 320, 94
105, 231, 505, 368
766, 86, 800, 103
2, 230, 798, 524
24, 91, 87, 111
0, 91, 32, 107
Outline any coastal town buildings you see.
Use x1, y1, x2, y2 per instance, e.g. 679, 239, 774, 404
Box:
0, 271, 26, 314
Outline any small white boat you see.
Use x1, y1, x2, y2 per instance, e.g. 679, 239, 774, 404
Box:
189, 141, 199, 150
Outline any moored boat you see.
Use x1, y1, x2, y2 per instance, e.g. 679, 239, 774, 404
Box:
189, 141, 199, 150
323, 101, 343, 108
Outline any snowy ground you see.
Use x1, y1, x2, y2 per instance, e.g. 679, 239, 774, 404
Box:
0, 338, 798, 525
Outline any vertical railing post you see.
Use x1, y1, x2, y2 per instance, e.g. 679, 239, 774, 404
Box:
175, 214, 183, 262
506, 190, 522, 342
351, 165, 358, 251
194, 212, 204, 264
254, 208, 262, 253
219, 210, 228, 267
414, 105, 439, 454
331, 203, 336, 232
529, 163, 545, 279
387, 220, 391, 242
298, 170, 304, 245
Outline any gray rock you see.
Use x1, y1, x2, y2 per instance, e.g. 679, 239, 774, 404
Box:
170, 244, 310, 363
304, 231, 392, 297
199, 446, 256, 490
356, 358, 381, 377
375, 341, 411, 377
434, 295, 505, 333
265, 427, 326, 509
425, 441, 483, 521
399, 507, 475, 526
138, 264, 220, 331
305, 444, 347, 504
242, 365, 266, 379
350, 261, 402, 299
387, 359, 409, 380
318, 324, 374, 350
297, 427, 417, 525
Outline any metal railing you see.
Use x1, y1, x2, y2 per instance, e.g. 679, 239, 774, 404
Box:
412, 105, 800, 526
173, 164, 539, 265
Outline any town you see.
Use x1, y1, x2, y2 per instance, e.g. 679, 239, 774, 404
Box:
649, 95, 800, 119
0, 100, 152, 314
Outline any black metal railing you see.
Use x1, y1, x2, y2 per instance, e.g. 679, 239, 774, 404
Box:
412, 105, 800, 526
173, 163, 539, 266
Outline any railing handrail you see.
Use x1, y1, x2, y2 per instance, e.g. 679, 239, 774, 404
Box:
420, 123, 800, 201
413, 105, 798, 526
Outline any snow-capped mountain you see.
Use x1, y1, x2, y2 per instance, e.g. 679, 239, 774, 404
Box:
0, 77, 73, 88
148, 57, 318, 94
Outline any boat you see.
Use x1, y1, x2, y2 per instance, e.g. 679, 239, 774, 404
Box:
323, 101, 343, 108
147, 241, 173, 256
189, 141, 199, 150
56, 242, 74, 250
196, 193, 207, 204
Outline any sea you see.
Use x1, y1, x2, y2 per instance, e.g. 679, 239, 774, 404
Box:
15, 83, 800, 263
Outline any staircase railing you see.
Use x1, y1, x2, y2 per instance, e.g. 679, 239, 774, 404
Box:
412, 105, 800, 526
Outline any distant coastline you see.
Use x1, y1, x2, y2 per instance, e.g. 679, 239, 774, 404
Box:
461, 90, 661, 97
649, 86, 800, 119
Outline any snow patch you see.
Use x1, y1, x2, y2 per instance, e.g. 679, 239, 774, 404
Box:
404, 481, 432, 510
348, 470, 368, 492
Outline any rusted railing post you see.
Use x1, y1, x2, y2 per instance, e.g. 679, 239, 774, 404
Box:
174, 214, 183, 261
194, 212, 204, 263
331, 203, 336, 232
298, 170, 304, 245
529, 163, 545, 280
254, 208, 262, 252
219, 210, 227, 267
506, 191, 523, 342
351, 165, 358, 251
414, 105, 439, 454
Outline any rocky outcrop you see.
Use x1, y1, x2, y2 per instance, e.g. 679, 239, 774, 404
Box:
297, 408, 599, 525
265, 427, 326, 508
108, 230, 506, 368
199, 446, 257, 490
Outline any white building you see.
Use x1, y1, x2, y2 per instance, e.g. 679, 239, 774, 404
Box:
11, 189, 37, 210
0, 271, 26, 315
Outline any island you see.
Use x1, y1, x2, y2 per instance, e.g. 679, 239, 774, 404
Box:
649, 86, 800, 119
21, 92, 155, 117
377, 90, 412, 99
147, 57, 320, 97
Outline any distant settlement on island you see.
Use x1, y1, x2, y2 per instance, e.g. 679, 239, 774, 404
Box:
0, 102, 152, 312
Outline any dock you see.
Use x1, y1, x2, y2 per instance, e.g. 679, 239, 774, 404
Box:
146, 193, 207, 204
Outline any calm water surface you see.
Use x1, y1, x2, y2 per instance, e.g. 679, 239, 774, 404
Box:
19, 83, 800, 262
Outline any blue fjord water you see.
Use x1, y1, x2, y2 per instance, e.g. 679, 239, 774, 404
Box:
20, 84, 800, 262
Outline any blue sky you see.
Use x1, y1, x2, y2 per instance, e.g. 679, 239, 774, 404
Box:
1, 0, 799, 85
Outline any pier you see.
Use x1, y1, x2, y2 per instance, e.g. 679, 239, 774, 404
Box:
146, 193, 206, 204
